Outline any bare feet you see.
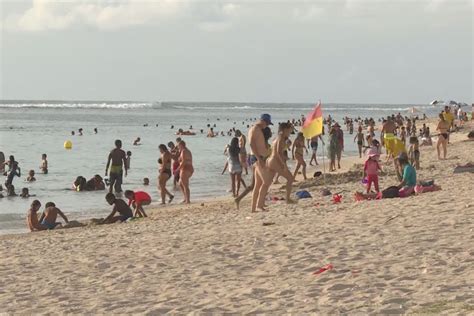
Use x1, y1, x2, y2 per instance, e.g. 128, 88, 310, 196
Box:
168, 195, 174, 203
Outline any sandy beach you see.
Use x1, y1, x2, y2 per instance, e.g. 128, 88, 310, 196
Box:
0, 120, 473, 314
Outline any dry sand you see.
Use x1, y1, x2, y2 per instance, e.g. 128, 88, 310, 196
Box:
0, 120, 473, 314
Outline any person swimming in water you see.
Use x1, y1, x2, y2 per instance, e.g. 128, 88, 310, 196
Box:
158, 144, 174, 204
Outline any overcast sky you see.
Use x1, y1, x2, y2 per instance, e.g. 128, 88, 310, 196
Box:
0, 0, 472, 104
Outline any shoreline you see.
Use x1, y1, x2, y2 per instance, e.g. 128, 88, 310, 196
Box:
0, 119, 472, 313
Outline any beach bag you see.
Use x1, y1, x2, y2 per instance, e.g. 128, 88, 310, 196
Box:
382, 186, 400, 199
295, 190, 312, 199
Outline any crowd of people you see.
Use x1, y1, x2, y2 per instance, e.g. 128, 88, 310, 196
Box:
1, 103, 472, 232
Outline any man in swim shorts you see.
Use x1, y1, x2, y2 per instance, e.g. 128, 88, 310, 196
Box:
105, 140, 128, 194
38, 202, 69, 229
103, 193, 133, 223
249, 113, 273, 212
381, 116, 397, 158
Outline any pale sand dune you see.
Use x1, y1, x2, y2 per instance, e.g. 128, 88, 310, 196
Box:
0, 120, 473, 314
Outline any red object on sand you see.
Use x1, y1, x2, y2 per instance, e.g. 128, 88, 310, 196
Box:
332, 194, 342, 203
313, 264, 333, 275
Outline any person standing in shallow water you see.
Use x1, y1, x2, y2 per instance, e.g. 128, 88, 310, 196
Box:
105, 140, 128, 194
178, 141, 193, 204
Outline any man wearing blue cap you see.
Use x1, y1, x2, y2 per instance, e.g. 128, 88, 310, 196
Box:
247, 113, 273, 212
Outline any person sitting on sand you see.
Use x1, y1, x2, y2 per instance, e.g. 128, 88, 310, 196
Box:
26, 170, 36, 182
124, 190, 150, 217
103, 193, 133, 223
27, 200, 44, 231
397, 154, 417, 198
38, 202, 69, 230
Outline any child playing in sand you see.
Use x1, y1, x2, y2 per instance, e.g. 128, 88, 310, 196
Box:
40, 154, 48, 174
103, 193, 134, 223
354, 126, 364, 158
124, 190, 151, 218
26, 170, 36, 182
408, 136, 420, 170
364, 149, 382, 194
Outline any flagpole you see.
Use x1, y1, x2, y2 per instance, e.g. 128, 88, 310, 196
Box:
322, 133, 326, 185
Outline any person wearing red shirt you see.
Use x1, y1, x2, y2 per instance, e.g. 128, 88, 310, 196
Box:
124, 190, 151, 218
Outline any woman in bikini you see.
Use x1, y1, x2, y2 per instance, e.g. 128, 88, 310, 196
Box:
291, 132, 307, 180
178, 141, 194, 204
257, 123, 295, 210
158, 144, 174, 204
436, 113, 450, 160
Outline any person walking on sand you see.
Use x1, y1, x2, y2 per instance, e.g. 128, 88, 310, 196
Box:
334, 123, 344, 169
327, 126, 338, 172
354, 126, 365, 158
105, 140, 128, 194
381, 116, 397, 159
227, 137, 243, 197
235, 130, 249, 175
178, 141, 193, 204
158, 144, 174, 204
436, 113, 450, 160
249, 113, 273, 212
308, 134, 324, 166
258, 123, 295, 209
292, 132, 307, 180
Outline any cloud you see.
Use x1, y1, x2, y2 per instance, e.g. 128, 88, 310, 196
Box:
2, 0, 241, 32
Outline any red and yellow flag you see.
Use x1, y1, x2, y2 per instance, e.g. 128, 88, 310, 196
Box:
302, 101, 323, 139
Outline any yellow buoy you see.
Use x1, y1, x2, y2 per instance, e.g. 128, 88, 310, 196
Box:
64, 140, 72, 150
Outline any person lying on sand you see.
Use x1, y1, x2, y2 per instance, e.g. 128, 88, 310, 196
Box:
103, 193, 133, 224
124, 190, 150, 217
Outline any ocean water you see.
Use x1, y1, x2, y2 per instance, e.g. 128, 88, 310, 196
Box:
0, 101, 437, 234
